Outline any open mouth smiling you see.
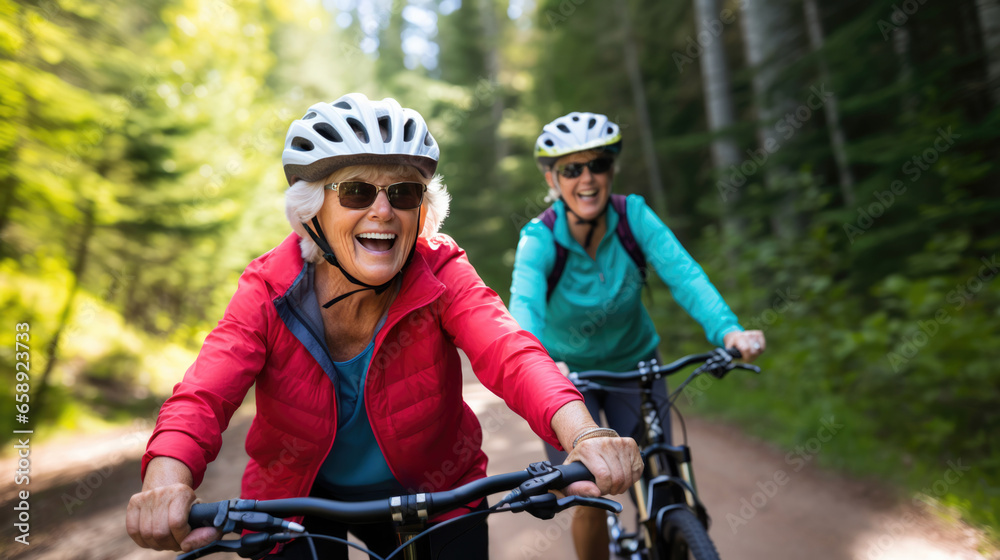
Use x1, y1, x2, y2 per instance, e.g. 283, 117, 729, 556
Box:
356, 232, 397, 252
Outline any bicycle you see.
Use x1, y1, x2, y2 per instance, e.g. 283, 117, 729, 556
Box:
568, 347, 761, 560
181, 461, 622, 560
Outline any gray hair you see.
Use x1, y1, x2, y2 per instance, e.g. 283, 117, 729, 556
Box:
285, 164, 451, 263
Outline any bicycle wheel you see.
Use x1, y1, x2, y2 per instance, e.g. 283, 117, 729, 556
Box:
656, 508, 720, 560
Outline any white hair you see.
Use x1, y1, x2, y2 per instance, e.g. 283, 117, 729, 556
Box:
285, 164, 451, 263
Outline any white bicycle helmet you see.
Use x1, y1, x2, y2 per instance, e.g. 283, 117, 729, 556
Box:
534, 112, 622, 169
282, 93, 440, 184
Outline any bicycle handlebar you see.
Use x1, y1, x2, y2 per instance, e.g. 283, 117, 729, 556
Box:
189, 461, 596, 531
570, 347, 759, 387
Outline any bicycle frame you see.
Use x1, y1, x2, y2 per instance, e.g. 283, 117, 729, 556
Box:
573, 349, 758, 559
627, 377, 709, 557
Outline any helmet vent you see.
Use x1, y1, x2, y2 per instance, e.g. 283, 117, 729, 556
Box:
291, 137, 314, 151
556, 123, 570, 133
313, 122, 343, 143
588, 118, 596, 129
423, 132, 434, 146
544, 139, 554, 146
403, 119, 416, 142
607, 126, 614, 134
572, 115, 579, 121
377, 116, 391, 142
347, 118, 369, 143
303, 112, 318, 120
333, 101, 352, 110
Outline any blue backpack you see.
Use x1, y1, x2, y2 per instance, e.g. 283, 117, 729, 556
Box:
537, 194, 647, 302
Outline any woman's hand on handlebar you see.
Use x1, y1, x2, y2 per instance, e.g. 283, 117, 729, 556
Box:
724, 329, 766, 362
126, 457, 222, 552
563, 435, 643, 497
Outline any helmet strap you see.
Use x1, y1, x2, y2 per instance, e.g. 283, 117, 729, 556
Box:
564, 202, 609, 249
553, 173, 610, 250
302, 208, 421, 308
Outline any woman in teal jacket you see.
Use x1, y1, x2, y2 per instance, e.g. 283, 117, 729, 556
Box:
509, 111, 766, 560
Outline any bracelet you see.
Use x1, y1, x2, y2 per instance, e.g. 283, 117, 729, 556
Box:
572, 427, 620, 449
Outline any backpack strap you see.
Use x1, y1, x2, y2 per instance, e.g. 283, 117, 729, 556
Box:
610, 194, 647, 282
538, 195, 646, 303
539, 207, 569, 302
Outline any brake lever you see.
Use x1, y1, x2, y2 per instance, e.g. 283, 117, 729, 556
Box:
567, 373, 598, 392
733, 363, 761, 374
176, 533, 297, 560
227, 512, 305, 534
561, 495, 622, 514
507, 493, 622, 520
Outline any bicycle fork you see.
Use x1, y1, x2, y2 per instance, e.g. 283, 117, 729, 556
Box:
634, 400, 708, 553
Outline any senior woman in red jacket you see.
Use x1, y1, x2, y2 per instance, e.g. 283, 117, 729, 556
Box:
125, 94, 642, 559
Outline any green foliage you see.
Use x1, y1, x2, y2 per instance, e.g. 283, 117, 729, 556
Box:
522, 0, 1000, 541
1, 0, 997, 543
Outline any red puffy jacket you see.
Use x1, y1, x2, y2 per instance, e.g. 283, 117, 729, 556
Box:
142, 232, 581, 510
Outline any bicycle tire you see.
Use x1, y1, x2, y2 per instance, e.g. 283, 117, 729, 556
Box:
657, 508, 720, 560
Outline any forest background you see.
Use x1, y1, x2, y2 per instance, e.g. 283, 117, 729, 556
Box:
1, 0, 998, 545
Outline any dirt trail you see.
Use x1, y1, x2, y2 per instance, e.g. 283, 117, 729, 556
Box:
1, 362, 993, 560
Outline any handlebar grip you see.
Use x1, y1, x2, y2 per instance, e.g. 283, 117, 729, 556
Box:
726, 347, 742, 359
554, 462, 595, 487
189, 502, 226, 529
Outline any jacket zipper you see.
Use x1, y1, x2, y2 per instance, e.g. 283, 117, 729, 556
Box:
286, 301, 335, 365
283, 296, 341, 505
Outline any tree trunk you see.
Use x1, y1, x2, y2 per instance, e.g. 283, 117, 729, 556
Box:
478, 0, 507, 166
739, 0, 801, 239
693, 0, 744, 248
891, 21, 918, 116
618, 0, 668, 215
34, 200, 96, 418
976, 0, 1000, 106
803, 0, 855, 206
694, 0, 741, 172
0, 173, 16, 245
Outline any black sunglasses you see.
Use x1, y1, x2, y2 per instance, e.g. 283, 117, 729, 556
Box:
555, 157, 614, 179
324, 181, 426, 210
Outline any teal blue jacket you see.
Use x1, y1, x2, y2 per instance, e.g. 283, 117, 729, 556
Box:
509, 194, 742, 373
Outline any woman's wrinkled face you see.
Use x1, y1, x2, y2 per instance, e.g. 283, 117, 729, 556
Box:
546, 150, 614, 221
316, 165, 425, 285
